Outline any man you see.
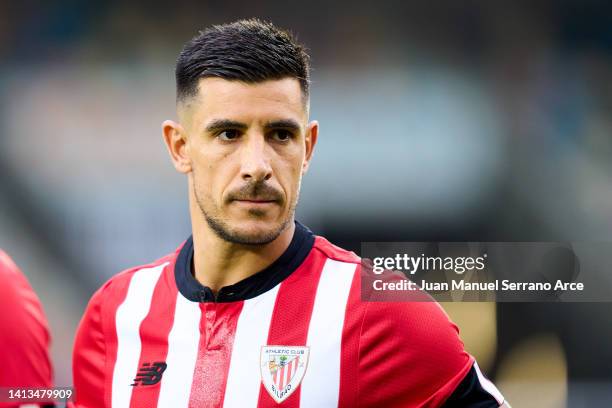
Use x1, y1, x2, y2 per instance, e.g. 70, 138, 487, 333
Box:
0, 250, 54, 408
72, 19, 508, 407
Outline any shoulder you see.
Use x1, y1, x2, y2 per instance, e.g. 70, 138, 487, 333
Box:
311, 236, 468, 361
0, 249, 50, 331
347, 257, 476, 405
312, 235, 361, 264
357, 298, 474, 406
0, 249, 19, 274
0, 249, 31, 290
77, 247, 180, 339
73, 247, 180, 366
71, 249, 180, 408
358, 264, 470, 365
103, 250, 177, 289
91, 249, 178, 305
361, 297, 468, 355
0, 250, 53, 387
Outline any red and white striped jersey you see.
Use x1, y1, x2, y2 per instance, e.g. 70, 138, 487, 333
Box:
72, 222, 504, 407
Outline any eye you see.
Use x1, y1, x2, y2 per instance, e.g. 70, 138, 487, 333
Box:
270, 129, 293, 142
218, 130, 240, 141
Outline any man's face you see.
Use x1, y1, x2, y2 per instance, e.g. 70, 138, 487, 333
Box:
169, 77, 317, 245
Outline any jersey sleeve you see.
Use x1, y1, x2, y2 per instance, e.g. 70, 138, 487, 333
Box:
0, 251, 53, 408
72, 285, 107, 408
441, 362, 505, 407
357, 298, 503, 407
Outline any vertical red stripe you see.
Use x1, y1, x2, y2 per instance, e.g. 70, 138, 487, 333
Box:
288, 359, 294, 382
337, 265, 362, 408
189, 301, 244, 408
257, 249, 326, 408
288, 358, 297, 382
129, 263, 179, 407
279, 365, 286, 390
99, 268, 143, 408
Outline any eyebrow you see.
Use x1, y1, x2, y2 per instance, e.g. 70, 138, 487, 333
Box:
264, 119, 302, 132
204, 119, 248, 133
204, 118, 303, 133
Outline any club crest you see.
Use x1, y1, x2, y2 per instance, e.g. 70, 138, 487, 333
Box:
260, 345, 309, 403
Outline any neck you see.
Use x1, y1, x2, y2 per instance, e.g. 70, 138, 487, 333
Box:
191, 219, 295, 293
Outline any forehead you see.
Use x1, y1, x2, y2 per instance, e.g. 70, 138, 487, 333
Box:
183, 77, 307, 127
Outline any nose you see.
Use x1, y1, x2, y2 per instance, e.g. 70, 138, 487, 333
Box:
240, 132, 272, 182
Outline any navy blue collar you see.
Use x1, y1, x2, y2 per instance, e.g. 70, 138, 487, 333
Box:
175, 221, 315, 303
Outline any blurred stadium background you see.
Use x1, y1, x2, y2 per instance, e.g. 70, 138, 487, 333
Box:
1, 1, 611, 406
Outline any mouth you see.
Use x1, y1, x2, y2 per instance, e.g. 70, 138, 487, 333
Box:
228, 182, 283, 208
233, 199, 278, 205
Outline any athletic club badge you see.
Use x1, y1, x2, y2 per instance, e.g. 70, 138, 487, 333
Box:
260, 345, 309, 403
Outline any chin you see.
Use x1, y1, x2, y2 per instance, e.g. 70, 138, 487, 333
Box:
234, 219, 288, 242
208, 216, 291, 246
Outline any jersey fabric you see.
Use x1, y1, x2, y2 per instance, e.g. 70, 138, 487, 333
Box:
72, 222, 505, 407
0, 250, 54, 408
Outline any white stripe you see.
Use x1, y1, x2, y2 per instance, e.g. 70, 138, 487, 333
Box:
222, 285, 280, 408
474, 362, 505, 405
157, 293, 202, 407
300, 259, 357, 407
111, 263, 167, 408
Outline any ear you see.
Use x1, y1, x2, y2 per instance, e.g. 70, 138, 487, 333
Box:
162, 120, 192, 174
302, 120, 319, 174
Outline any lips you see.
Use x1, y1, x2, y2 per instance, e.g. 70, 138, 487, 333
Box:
234, 198, 278, 204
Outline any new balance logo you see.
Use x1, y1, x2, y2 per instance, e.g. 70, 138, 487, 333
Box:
131, 361, 167, 386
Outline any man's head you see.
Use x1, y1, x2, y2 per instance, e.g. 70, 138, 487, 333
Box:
175, 19, 310, 107
163, 19, 318, 245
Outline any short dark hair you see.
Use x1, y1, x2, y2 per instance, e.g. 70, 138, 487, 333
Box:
175, 19, 310, 103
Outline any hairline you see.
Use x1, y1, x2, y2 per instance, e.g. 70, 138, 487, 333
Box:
176, 76, 311, 114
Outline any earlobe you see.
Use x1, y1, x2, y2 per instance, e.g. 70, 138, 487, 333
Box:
162, 120, 192, 174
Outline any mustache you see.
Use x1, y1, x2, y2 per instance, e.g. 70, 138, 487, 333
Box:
227, 181, 284, 202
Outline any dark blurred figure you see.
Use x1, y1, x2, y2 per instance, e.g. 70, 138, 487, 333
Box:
0, 250, 53, 408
